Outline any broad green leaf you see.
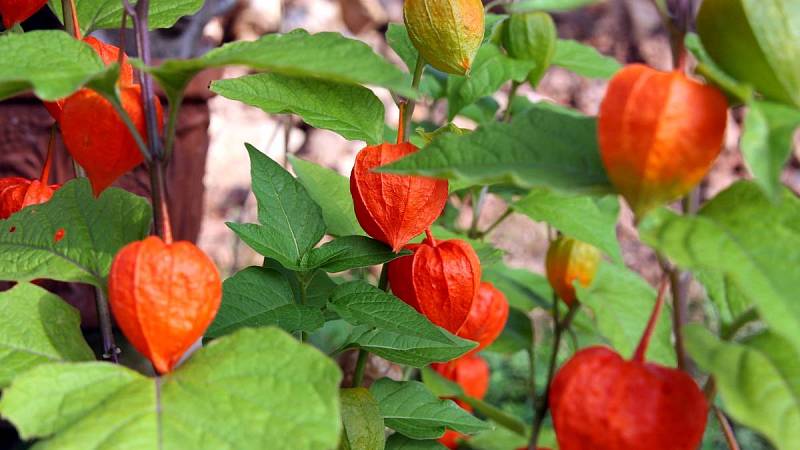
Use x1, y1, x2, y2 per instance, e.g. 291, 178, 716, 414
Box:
696, 0, 800, 108
447, 44, 535, 119
263, 258, 337, 309
386, 23, 418, 71
576, 263, 676, 366
0, 283, 94, 388
685, 33, 753, 104
509, 0, 602, 12
740, 100, 800, 199
686, 327, 800, 450
487, 307, 533, 354
289, 156, 364, 237
483, 263, 552, 312
639, 181, 800, 354
228, 144, 325, 269
49, 0, 202, 33
0, 31, 104, 101
551, 39, 621, 79
339, 388, 385, 450
382, 102, 612, 194
212, 73, 385, 144
206, 267, 323, 338
468, 426, 530, 450
0, 179, 151, 288
0, 327, 342, 449
420, 366, 464, 398
330, 281, 476, 367
305, 236, 405, 273
370, 379, 491, 439
695, 270, 752, 327
386, 434, 447, 450
459, 97, 501, 125
513, 188, 621, 262
148, 29, 415, 99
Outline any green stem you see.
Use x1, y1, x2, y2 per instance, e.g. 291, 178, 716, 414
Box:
352, 349, 368, 387
95, 288, 119, 363
479, 208, 512, 240
163, 92, 185, 162
529, 299, 578, 449
460, 396, 528, 437
401, 54, 426, 143
502, 81, 521, 122
62, 0, 81, 39
714, 405, 741, 450
468, 186, 489, 239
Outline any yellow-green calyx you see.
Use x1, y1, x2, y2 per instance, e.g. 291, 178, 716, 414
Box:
404, 0, 485, 75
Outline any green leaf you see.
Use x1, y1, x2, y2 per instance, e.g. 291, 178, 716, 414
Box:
684, 33, 754, 104
385, 434, 447, 450
330, 281, 476, 367
695, 270, 752, 327
0, 179, 151, 288
447, 44, 535, 119
551, 39, 622, 79
381, 102, 612, 194
228, 144, 325, 269
740, 100, 800, 199
0, 327, 342, 449
0, 30, 104, 101
289, 156, 364, 237
49, 0, 202, 33
205, 267, 324, 338
639, 181, 800, 355
212, 73, 384, 144
513, 188, 621, 262
483, 263, 552, 312
0, 283, 94, 388
468, 426, 530, 450
509, 0, 602, 12
305, 236, 405, 273
148, 29, 415, 99
370, 379, 491, 439
576, 263, 676, 366
459, 97, 501, 125
386, 23, 418, 72
686, 326, 800, 450
339, 388, 385, 450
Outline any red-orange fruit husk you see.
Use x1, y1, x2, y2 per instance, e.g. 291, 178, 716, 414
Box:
598, 64, 728, 217
545, 236, 601, 306
458, 281, 509, 355
108, 236, 222, 374
434, 355, 489, 449
549, 347, 708, 450
0, 177, 59, 219
549, 281, 708, 450
44, 37, 135, 121
61, 84, 164, 196
350, 142, 449, 252
432, 354, 490, 411
0, 0, 47, 28
387, 237, 481, 334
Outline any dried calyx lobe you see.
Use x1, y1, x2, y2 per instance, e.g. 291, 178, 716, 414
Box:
387, 233, 481, 335
350, 142, 448, 252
